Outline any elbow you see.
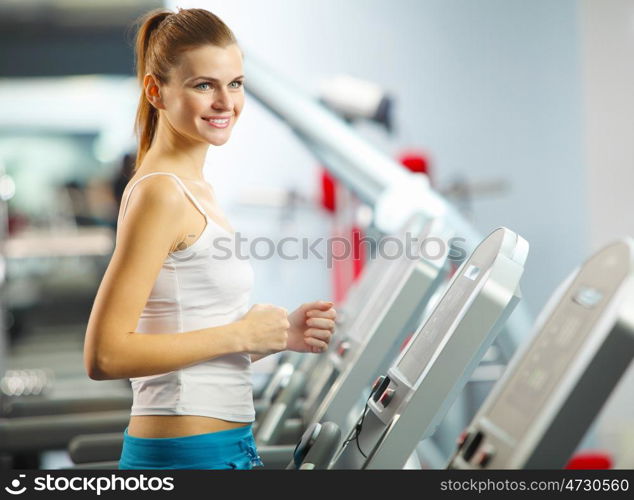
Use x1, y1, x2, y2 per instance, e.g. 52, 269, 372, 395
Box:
87, 368, 106, 381
85, 350, 115, 381
86, 357, 109, 381
84, 325, 131, 380
85, 330, 134, 380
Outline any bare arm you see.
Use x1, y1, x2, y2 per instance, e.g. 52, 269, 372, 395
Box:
84, 175, 251, 380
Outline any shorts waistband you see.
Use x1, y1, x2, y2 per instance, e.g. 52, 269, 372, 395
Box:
122, 424, 254, 452
120, 424, 262, 469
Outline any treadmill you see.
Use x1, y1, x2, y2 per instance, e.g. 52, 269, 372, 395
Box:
292, 226, 529, 469
448, 238, 634, 469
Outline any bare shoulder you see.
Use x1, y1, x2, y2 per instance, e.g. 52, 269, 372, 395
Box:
122, 173, 185, 213
117, 173, 187, 252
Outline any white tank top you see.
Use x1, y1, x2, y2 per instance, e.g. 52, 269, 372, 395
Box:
120, 172, 255, 422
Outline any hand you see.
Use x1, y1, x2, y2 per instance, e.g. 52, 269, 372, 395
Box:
239, 304, 289, 354
286, 300, 336, 353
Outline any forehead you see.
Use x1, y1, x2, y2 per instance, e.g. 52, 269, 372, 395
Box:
174, 44, 243, 81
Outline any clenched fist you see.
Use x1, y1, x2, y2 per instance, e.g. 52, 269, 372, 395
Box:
287, 300, 336, 354
239, 304, 290, 354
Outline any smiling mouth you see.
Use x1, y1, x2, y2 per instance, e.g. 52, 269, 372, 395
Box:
203, 117, 231, 128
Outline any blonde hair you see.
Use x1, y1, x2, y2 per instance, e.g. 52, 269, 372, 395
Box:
132, 7, 238, 169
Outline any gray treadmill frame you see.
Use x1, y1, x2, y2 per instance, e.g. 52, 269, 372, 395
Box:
448, 239, 634, 469
330, 227, 528, 469
308, 249, 449, 430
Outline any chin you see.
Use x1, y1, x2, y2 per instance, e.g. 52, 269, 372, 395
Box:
206, 135, 231, 146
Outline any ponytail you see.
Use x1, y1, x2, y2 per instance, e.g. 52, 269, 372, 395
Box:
133, 9, 172, 169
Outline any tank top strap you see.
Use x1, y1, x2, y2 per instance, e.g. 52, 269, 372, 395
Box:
121, 172, 209, 221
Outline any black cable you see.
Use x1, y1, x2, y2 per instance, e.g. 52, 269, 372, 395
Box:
342, 392, 373, 458
354, 402, 370, 458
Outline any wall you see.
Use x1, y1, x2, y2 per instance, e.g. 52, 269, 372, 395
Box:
580, 0, 634, 467
166, 0, 587, 317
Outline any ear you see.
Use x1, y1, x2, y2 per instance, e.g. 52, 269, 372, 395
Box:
143, 73, 165, 111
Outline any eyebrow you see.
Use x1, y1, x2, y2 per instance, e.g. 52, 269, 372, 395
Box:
187, 75, 245, 83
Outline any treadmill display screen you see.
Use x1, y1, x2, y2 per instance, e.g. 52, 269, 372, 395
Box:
394, 230, 506, 386
483, 242, 631, 440
347, 256, 414, 343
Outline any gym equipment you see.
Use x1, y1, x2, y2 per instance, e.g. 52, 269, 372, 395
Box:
244, 55, 534, 454
253, 216, 432, 424
317, 75, 393, 131
0, 168, 132, 471
293, 227, 528, 469
0, 163, 9, 418
448, 238, 634, 469
255, 215, 448, 446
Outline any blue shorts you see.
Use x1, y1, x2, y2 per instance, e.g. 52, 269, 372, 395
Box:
118, 424, 264, 470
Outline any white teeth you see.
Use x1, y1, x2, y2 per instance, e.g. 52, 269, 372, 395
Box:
208, 118, 229, 123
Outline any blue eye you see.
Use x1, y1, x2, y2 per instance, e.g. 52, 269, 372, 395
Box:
195, 81, 244, 90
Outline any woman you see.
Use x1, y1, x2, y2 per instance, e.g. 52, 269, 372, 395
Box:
83, 7, 336, 470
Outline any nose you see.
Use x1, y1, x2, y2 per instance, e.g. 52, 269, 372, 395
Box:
212, 88, 233, 111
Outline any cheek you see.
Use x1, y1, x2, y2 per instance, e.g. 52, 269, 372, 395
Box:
164, 95, 190, 120
234, 94, 245, 115
172, 92, 201, 114
185, 96, 205, 115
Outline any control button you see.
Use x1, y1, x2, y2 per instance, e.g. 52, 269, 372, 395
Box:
337, 341, 351, 357
371, 376, 385, 394
475, 446, 494, 467
462, 431, 483, 462
372, 375, 391, 402
572, 287, 603, 308
456, 430, 469, 451
379, 388, 395, 407
464, 264, 480, 281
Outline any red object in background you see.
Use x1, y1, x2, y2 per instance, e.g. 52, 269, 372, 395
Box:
326, 151, 432, 303
400, 333, 415, 352
332, 245, 348, 304
320, 168, 337, 212
7, 214, 28, 235
565, 452, 612, 469
351, 224, 365, 281
322, 166, 366, 303
448, 260, 460, 279
332, 224, 366, 304
322, 165, 349, 304
398, 150, 433, 186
